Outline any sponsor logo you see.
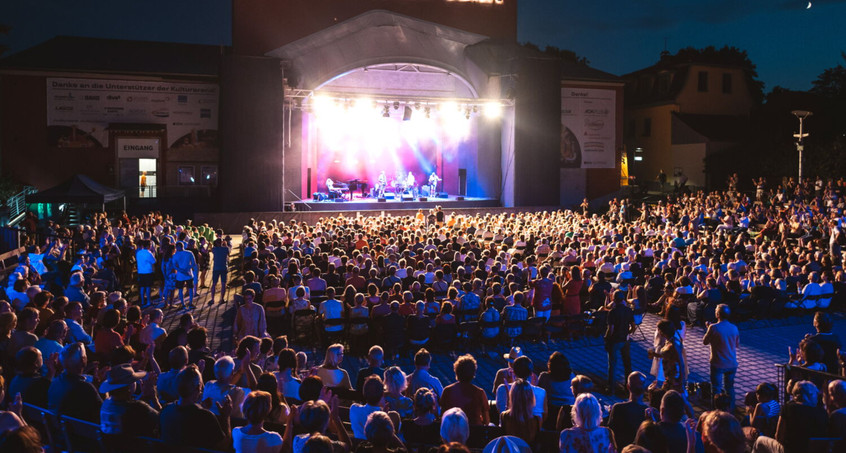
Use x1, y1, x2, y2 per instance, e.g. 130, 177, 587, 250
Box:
105, 107, 124, 113
53, 93, 75, 101
177, 95, 188, 104
172, 110, 192, 116
129, 109, 146, 114
198, 98, 217, 105
55, 106, 73, 111
84, 95, 100, 101
584, 108, 609, 115
200, 109, 211, 119
152, 110, 170, 118
106, 95, 121, 101
151, 98, 167, 103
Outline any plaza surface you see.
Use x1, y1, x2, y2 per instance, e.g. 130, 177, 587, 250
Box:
156, 241, 845, 414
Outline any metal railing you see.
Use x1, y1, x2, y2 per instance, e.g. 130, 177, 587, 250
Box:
4, 186, 37, 226
775, 363, 844, 405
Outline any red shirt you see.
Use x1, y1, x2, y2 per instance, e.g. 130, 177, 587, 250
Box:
440, 382, 488, 425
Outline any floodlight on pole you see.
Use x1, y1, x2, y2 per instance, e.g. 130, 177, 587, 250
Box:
791, 110, 812, 183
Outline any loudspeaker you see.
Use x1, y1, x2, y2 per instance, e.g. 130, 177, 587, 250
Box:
378, 198, 386, 202
457, 196, 465, 201
312, 192, 326, 201
401, 194, 414, 201
437, 192, 448, 198
419, 197, 427, 202
458, 168, 467, 196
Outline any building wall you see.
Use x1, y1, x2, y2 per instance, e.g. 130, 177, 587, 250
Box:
670, 143, 706, 187
233, 0, 517, 56
675, 64, 756, 116
624, 103, 678, 186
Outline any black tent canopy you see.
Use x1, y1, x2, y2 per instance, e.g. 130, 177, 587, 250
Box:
26, 174, 125, 209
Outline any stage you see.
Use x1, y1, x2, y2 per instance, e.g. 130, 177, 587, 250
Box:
292, 194, 499, 212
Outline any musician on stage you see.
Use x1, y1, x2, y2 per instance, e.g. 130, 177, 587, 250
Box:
428, 172, 442, 196
377, 171, 387, 198
326, 178, 342, 199
406, 171, 417, 197
394, 169, 406, 195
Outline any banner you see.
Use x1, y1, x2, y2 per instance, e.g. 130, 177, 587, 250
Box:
46, 78, 218, 149
560, 88, 616, 169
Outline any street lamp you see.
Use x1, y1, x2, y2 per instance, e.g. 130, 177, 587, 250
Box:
792, 110, 812, 183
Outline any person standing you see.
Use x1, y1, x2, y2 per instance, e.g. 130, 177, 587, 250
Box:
210, 238, 229, 305
530, 267, 554, 320
172, 241, 199, 310
604, 290, 635, 394
703, 304, 740, 410
135, 240, 156, 308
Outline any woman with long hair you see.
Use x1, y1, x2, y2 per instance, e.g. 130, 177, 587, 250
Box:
561, 266, 584, 316
500, 379, 541, 445
314, 344, 352, 389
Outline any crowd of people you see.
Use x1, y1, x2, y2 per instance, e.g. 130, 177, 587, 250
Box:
0, 176, 845, 452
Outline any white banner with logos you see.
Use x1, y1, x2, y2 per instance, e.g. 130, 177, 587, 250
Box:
116, 137, 160, 158
560, 88, 616, 169
46, 78, 218, 148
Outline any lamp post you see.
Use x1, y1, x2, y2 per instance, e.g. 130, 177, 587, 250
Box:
791, 110, 812, 183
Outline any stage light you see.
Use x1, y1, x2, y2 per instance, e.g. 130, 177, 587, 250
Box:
312, 95, 334, 116
403, 106, 413, 121
393, 101, 400, 110
464, 108, 471, 120
382, 105, 390, 118
424, 107, 431, 119
441, 101, 458, 114
483, 102, 502, 119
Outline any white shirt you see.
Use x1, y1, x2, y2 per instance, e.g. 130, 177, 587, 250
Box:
495, 382, 547, 418
135, 248, 156, 274
349, 403, 381, 439
319, 299, 344, 331
203, 381, 247, 419
232, 427, 283, 453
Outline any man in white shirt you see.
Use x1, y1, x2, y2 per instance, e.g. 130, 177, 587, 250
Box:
406, 349, 444, 398
135, 240, 156, 307
318, 288, 344, 333
349, 376, 384, 440
140, 309, 167, 349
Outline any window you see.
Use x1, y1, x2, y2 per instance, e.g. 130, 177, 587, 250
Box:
626, 119, 636, 138
642, 118, 651, 137
722, 73, 732, 94
698, 71, 708, 92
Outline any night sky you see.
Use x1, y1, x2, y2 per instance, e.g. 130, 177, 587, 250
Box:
2, 0, 844, 91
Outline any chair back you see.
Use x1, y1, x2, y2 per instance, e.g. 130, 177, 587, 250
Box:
60, 414, 105, 453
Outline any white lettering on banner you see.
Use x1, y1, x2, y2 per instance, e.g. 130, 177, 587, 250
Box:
47, 77, 218, 148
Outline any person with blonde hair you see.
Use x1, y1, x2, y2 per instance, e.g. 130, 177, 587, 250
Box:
314, 344, 352, 389
383, 366, 413, 418
559, 393, 616, 453
440, 407, 470, 446
232, 390, 283, 453
500, 379, 540, 445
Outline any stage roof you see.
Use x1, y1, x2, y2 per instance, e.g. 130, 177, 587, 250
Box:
267, 10, 490, 93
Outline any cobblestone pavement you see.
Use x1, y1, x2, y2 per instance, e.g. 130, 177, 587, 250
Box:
155, 241, 846, 416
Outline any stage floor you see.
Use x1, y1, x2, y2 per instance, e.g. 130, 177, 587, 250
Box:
292, 194, 499, 212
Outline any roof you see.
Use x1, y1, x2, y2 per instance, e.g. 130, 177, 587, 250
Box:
267, 10, 489, 91
672, 112, 749, 143
560, 60, 621, 84
0, 36, 224, 77
26, 174, 125, 204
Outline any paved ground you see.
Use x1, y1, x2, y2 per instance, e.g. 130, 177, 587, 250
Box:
153, 240, 846, 417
